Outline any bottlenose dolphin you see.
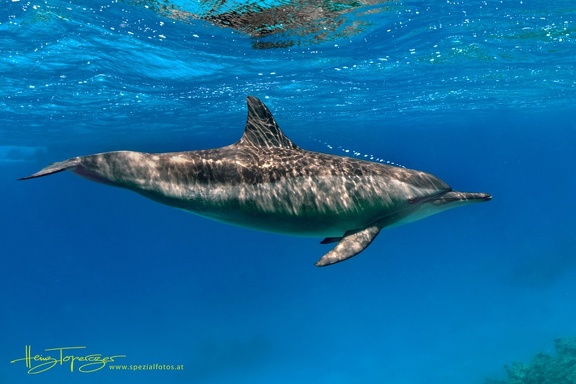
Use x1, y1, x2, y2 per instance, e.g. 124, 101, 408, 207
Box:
20, 96, 491, 266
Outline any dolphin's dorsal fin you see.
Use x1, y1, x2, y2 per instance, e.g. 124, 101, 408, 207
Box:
238, 96, 300, 150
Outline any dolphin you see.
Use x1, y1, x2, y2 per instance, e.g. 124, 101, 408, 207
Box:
20, 96, 491, 266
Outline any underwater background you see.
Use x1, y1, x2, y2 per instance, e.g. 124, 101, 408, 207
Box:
1, 0, 576, 383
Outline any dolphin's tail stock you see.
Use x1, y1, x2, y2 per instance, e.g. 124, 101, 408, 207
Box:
18, 158, 80, 180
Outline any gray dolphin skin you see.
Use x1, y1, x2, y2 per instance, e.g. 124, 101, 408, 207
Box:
20, 96, 491, 266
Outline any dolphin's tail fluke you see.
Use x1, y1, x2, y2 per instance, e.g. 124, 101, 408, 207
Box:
18, 158, 80, 180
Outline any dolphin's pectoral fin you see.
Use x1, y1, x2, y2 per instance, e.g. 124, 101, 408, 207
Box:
320, 237, 342, 244
315, 225, 382, 267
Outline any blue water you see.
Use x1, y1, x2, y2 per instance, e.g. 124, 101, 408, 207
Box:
2, 0, 576, 383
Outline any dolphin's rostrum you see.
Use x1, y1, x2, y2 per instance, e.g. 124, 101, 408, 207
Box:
20, 96, 491, 266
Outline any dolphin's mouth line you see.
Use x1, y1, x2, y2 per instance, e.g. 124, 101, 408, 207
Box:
408, 189, 452, 205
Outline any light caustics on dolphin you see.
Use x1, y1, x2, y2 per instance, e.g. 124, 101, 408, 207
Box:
20, 96, 491, 267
